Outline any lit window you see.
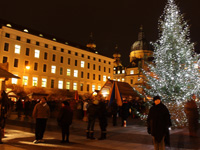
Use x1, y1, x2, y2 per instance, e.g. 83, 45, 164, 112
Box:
23, 76, 28, 86
103, 75, 106, 82
122, 78, 125, 82
98, 85, 101, 90
118, 79, 120, 81
74, 70, 78, 77
81, 61, 85, 68
66, 82, 70, 90
58, 80, 63, 89
12, 75, 18, 84
114, 68, 116, 70
130, 70, 134, 74
67, 69, 71, 76
34, 49, 40, 58
15, 45, 21, 54
92, 85, 95, 92
122, 70, 125, 74
41, 78, 47, 87
73, 82, 77, 90
32, 77, 38, 86
108, 76, 110, 79
51, 66, 56, 73
113, 79, 116, 81
117, 70, 120, 74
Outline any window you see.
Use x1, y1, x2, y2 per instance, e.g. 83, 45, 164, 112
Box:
34, 50, 40, 58
109, 68, 111, 73
93, 57, 96, 61
104, 67, 106, 72
93, 74, 95, 80
117, 70, 120, 74
104, 60, 106, 63
36, 41, 40, 46
109, 61, 111, 64
53, 46, 56, 50
81, 54, 84, 58
16, 36, 21, 41
34, 63, 38, 71
51, 65, 56, 73
98, 86, 101, 90
122, 78, 125, 82
74, 70, 78, 77
15, 45, 21, 54
87, 63, 90, 69
14, 59, 18, 67
61, 48, 64, 52
93, 64, 95, 70
87, 84, 90, 92
45, 44, 48, 48
130, 70, 134, 74
26, 39, 31, 43
87, 73, 90, 79
66, 81, 70, 90
42, 78, 47, 87
130, 79, 133, 84
80, 83, 83, 91
58, 80, 63, 89
4, 43, 9, 51
25, 61, 29, 66
98, 75, 101, 81
67, 69, 71, 76
73, 82, 77, 90
68, 58, 70, 65
44, 52, 48, 60
32, 77, 38, 86
43, 64, 47, 72
12, 75, 18, 84
5, 33, 10, 38
26, 48, 30, 56
99, 66, 101, 71
92, 85, 95, 92
23, 76, 28, 86
60, 67, 63, 75
75, 52, 78, 56
52, 54, 56, 61
51, 79, 54, 88
3, 56, 7, 63
122, 70, 125, 74
99, 59, 101, 62
108, 76, 111, 79
81, 61, 85, 68
75, 60, 77, 66
88, 56, 90, 59
60, 56, 63, 63
103, 75, 106, 82
118, 79, 120, 81
68, 50, 71, 54
81, 71, 84, 78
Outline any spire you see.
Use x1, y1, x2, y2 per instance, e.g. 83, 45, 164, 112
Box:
86, 32, 96, 50
138, 25, 145, 41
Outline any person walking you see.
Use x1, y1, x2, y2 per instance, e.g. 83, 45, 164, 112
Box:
57, 101, 73, 143
32, 97, 50, 144
98, 99, 108, 140
147, 96, 171, 150
110, 99, 118, 126
86, 99, 99, 139
121, 99, 130, 127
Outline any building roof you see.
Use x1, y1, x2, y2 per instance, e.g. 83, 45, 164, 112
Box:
0, 68, 20, 79
131, 25, 153, 51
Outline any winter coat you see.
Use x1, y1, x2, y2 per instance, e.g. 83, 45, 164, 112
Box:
121, 102, 130, 119
98, 101, 108, 127
87, 103, 98, 120
32, 102, 50, 119
57, 105, 73, 126
110, 101, 118, 115
147, 102, 171, 143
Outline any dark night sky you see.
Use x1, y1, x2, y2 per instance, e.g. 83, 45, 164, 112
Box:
0, 0, 200, 66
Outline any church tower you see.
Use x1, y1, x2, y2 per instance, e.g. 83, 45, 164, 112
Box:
86, 32, 96, 50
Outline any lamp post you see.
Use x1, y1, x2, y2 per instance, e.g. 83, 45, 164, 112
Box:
23, 66, 30, 88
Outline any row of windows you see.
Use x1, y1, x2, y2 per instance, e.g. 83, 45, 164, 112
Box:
4, 39, 111, 64
2, 56, 111, 73
12, 76, 101, 91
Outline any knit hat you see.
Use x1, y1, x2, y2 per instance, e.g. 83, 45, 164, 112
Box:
153, 96, 161, 101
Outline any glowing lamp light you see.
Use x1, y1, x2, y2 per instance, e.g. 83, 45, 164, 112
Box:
93, 91, 97, 96
26, 66, 30, 70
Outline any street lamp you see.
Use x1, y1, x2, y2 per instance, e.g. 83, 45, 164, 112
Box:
23, 66, 30, 87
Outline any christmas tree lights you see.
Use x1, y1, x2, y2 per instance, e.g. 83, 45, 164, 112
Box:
137, 0, 200, 127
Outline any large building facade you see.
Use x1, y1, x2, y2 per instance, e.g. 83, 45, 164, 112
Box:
0, 21, 114, 95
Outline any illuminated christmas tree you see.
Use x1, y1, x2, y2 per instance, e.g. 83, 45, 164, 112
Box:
140, 0, 200, 127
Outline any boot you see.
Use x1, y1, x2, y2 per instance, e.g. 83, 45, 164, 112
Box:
103, 133, 107, 139
86, 131, 90, 139
0, 129, 3, 144
90, 132, 95, 140
98, 132, 104, 140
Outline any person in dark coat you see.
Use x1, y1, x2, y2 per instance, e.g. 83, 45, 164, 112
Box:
147, 96, 171, 150
121, 99, 130, 127
98, 99, 108, 140
16, 98, 23, 118
184, 98, 199, 137
110, 99, 118, 126
86, 99, 99, 139
57, 101, 73, 143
